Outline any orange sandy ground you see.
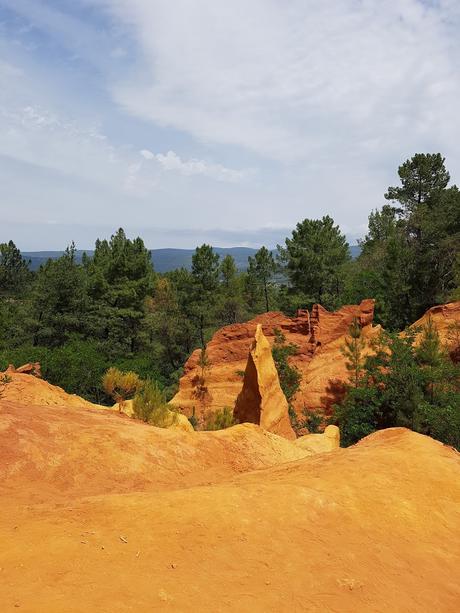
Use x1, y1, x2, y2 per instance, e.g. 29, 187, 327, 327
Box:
1, 399, 460, 612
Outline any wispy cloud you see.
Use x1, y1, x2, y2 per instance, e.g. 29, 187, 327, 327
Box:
102, 0, 460, 162
141, 149, 250, 182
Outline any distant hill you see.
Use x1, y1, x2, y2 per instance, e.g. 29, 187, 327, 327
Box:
350, 244, 361, 259
23, 245, 361, 273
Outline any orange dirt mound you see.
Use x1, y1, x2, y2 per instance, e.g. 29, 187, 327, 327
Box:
1, 372, 103, 410
1, 396, 459, 612
0, 400, 313, 504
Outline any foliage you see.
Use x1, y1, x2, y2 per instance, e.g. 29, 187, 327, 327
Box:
132, 380, 178, 428
31, 243, 87, 346
278, 215, 350, 308
198, 346, 210, 385
102, 367, 143, 412
351, 154, 460, 328
203, 407, 236, 430
84, 228, 155, 354
0, 241, 31, 295
384, 153, 450, 214
334, 323, 460, 448
447, 321, 460, 362
188, 407, 198, 430
38, 339, 110, 404
271, 329, 301, 404
247, 247, 277, 312
298, 408, 323, 434
191, 244, 220, 346
218, 255, 246, 324
271, 328, 302, 430
341, 317, 366, 387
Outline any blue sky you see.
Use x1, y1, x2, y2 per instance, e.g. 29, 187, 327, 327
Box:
0, 0, 459, 250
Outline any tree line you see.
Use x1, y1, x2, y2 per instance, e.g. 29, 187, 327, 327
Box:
0, 153, 459, 405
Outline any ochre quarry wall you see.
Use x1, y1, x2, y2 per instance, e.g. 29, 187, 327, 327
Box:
171, 298, 379, 419
411, 300, 460, 361
171, 299, 460, 421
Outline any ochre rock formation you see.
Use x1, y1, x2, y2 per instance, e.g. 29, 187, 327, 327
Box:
172, 299, 379, 419
411, 300, 460, 361
6, 361, 42, 377
295, 424, 340, 453
1, 398, 459, 612
172, 299, 460, 421
233, 324, 296, 440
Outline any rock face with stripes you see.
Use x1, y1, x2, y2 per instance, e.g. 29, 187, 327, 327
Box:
234, 324, 296, 440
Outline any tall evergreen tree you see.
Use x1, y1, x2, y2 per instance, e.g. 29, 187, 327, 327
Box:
191, 244, 220, 346
279, 215, 350, 307
85, 228, 155, 354
31, 243, 86, 346
0, 241, 31, 295
355, 153, 460, 327
218, 255, 243, 324
247, 247, 277, 312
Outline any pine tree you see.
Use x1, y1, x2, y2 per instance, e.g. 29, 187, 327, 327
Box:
247, 247, 277, 312
279, 215, 350, 307
341, 317, 365, 388
0, 240, 31, 295
191, 244, 220, 347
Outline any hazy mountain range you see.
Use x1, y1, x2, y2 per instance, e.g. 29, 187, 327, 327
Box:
23, 245, 361, 273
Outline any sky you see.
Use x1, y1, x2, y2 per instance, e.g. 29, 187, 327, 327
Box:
0, 0, 459, 250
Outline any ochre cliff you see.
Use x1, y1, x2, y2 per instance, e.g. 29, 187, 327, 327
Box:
171, 298, 379, 419
411, 300, 460, 361
172, 299, 460, 421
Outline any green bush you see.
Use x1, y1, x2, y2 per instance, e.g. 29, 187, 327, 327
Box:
272, 329, 301, 404
414, 400, 460, 449
297, 408, 324, 434
102, 367, 143, 412
203, 407, 236, 431
333, 324, 460, 448
0, 340, 110, 404
132, 380, 178, 428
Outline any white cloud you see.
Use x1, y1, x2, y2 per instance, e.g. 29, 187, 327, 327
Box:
98, 0, 460, 164
146, 150, 249, 182
140, 149, 154, 160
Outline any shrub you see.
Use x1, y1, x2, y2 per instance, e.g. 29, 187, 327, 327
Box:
0, 340, 110, 404
333, 323, 460, 448
188, 407, 198, 430
102, 367, 143, 412
272, 328, 301, 429
297, 408, 324, 434
132, 380, 178, 428
414, 400, 460, 449
272, 329, 301, 403
203, 407, 236, 431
